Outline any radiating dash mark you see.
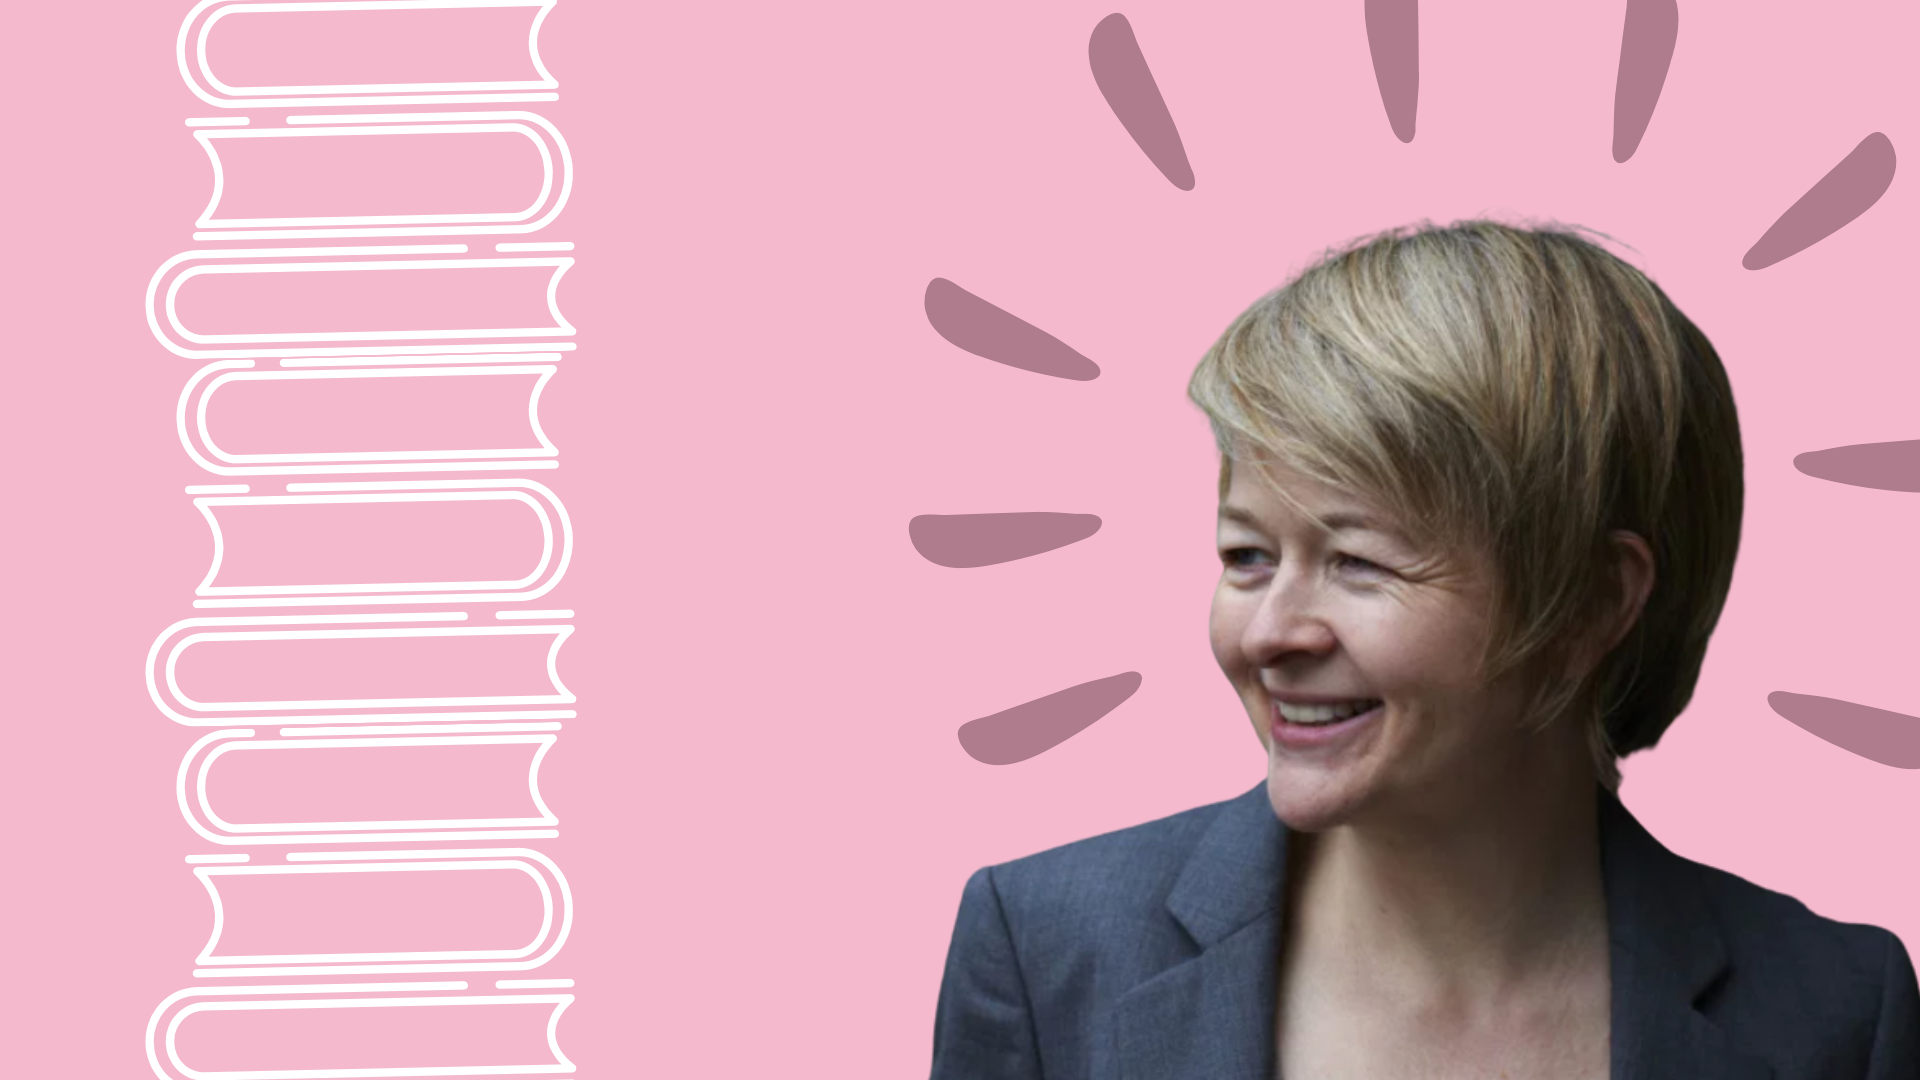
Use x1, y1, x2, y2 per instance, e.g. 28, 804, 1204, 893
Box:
1794, 439, 1920, 492
1768, 692, 1920, 769
958, 672, 1143, 765
1364, 0, 1418, 143
924, 278, 1100, 380
1744, 133, 1896, 270
1611, 0, 1678, 162
1088, 14, 1195, 190
909, 513, 1102, 568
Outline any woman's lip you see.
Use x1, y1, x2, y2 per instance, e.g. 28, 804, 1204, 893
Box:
1268, 693, 1378, 705
1268, 700, 1383, 751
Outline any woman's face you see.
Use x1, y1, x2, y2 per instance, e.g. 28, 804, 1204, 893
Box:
1210, 460, 1551, 832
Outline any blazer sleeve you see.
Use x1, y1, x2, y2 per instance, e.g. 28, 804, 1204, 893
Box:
1867, 929, 1920, 1079
931, 866, 1044, 1080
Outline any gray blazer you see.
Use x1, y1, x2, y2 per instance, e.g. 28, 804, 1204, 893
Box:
931, 782, 1920, 1079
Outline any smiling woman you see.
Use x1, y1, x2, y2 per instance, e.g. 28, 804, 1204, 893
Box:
929, 221, 1920, 1080
1210, 460, 1583, 837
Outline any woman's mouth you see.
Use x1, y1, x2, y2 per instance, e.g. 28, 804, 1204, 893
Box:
1274, 698, 1382, 725
1269, 698, 1384, 749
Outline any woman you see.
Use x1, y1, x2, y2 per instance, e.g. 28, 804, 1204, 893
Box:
929, 221, 1920, 1079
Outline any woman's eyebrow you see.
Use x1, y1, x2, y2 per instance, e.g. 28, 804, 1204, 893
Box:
1318, 511, 1383, 533
1219, 504, 1406, 546
1217, 504, 1262, 527
1220, 504, 1379, 531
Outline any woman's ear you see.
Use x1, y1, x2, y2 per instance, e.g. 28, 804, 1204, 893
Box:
1559, 530, 1657, 687
1600, 530, 1656, 655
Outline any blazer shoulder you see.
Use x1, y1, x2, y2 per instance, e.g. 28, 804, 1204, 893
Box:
1692, 855, 1898, 981
984, 791, 1243, 923
1684, 852, 1919, 1063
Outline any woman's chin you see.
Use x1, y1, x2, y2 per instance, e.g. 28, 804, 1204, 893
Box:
1265, 757, 1371, 833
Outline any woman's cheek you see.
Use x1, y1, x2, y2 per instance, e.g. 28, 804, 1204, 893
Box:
1209, 587, 1255, 675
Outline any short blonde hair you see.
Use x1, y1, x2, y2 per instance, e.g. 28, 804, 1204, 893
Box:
1188, 220, 1743, 791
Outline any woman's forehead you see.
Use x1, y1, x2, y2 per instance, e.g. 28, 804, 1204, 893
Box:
1222, 459, 1389, 525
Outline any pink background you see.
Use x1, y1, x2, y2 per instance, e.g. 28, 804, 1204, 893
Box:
2, 1, 1916, 1075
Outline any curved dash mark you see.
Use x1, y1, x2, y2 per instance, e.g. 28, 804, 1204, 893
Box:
909, 513, 1102, 568
924, 278, 1100, 381
1744, 133, 1896, 270
1611, 0, 1678, 162
1364, 0, 1418, 143
1794, 439, 1920, 492
1769, 692, 1920, 769
959, 672, 1142, 765
1088, 13, 1195, 190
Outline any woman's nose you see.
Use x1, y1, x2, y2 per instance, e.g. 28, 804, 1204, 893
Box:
1244, 576, 1337, 663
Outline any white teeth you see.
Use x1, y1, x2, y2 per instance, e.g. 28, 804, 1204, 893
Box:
1275, 699, 1380, 725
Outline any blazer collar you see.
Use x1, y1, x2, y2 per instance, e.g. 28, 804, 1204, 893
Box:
1113, 783, 1287, 1080
1598, 788, 1771, 1080
1112, 782, 1772, 1080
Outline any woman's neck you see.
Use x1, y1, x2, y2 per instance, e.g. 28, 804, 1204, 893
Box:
1282, 729, 1608, 1014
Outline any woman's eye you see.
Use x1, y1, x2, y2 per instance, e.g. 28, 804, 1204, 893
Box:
1334, 553, 1392, 577
1221, 547, 1272, 570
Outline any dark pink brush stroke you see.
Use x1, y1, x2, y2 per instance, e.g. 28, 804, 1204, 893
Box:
1612, 0, 1678, 162
1364, 0, 1418, 143
1795, 439, 1920, 492
1743, 133, 1896, 270
958, 672, 1142, 765
1769, 692, 1920, 769
923, 278, 1100, 381
1088, 13, 1195, 190
909, 513, 1102, 568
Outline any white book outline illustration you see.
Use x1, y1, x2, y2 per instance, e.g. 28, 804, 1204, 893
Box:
179, 730, 559, 845
149, 252, 576, 358
178, 360, 564, 474
147, 613, 577, 726
193, 114, 573, 240
179, 0, 561, 109
146, 982, 576, 1079
158, 4, 587, 1072
193, 849, 572, 976
191, 484, 570, 604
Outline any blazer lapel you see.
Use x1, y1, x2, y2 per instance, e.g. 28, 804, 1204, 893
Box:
1600, 788, 1772, 1080
1114, 783, 1286, 1080
1111, 784, 1776, 1080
